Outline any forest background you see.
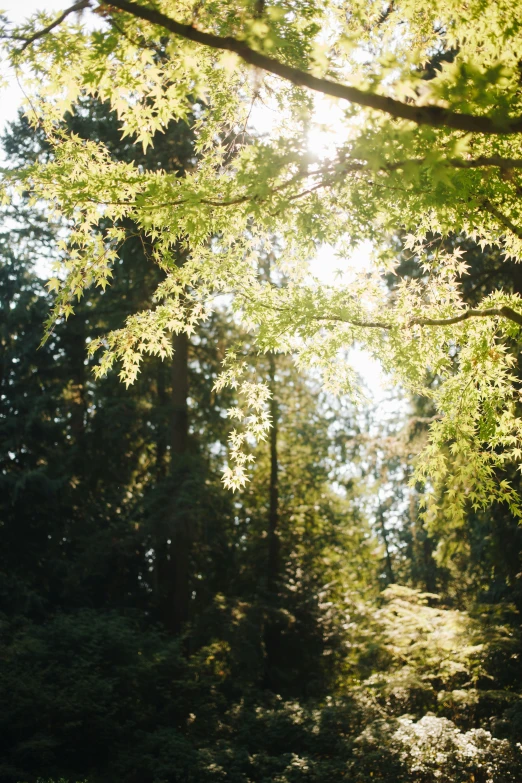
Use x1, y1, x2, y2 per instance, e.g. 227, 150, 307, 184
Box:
2, 1, 522, 782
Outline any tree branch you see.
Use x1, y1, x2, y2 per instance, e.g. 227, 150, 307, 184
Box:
316, 305, 522, 330
74, 155, 522, 213
333, 155, 522, 177
101, 0, 522, 135
482, 200, 522, 241
410, 306, 522, 327
12, 0, 91, 53
441, 156, 522, 171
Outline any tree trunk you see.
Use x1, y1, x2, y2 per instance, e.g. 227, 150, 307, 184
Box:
171, 331, 189, 455
156, 329, 191, 635
377, 506, 395, 584
267, 353, 280, 591
68, 315, 87, 456
264, 352, 281, 683
510, 261, 522, 297
170, 330, 191, 633
156, 360, 168, 481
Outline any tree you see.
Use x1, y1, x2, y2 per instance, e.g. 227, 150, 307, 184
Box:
384, 234, 522, 609
3, 0, 522, 517
0, 124, 384, 778
3, 107, 522, 780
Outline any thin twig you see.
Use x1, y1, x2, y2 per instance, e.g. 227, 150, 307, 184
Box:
13, 0, 91, 53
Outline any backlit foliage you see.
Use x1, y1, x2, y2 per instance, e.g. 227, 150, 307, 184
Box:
3, 0, 522, 505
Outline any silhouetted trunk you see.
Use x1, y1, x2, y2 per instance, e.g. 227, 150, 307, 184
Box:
171, 331, 189, 455
264, 352, 281, 682
68, 315, 87, 456
156, 361, 168, 481
169, 330, 191, 633
267, 353, 280, 591
511, 261, 522, 297
378, 507, 395, 584
422, 531, 437, 593
156, 326, 191, 635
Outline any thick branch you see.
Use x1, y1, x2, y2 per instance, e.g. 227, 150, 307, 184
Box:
13, 0, 91, 53
482, 200, 522, 241
410, 306, 522, 327
318, 305, 522, 330
430, 156, 522, 171
102, 0, 522, 135
376, 3, 395, 27
330, 155, 522, 176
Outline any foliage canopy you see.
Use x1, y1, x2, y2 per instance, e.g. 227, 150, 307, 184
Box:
2, 94, 522, 783
3, 0, 522, 514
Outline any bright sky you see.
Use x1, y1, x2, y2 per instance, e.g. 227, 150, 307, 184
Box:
0, 1, 70, 129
